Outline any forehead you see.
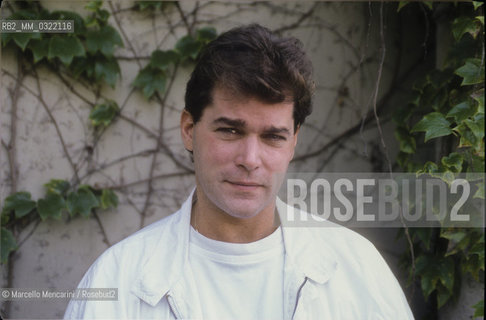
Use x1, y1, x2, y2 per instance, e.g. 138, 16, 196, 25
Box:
201, 87, 295, 130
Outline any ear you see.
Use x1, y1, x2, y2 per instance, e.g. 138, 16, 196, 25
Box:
289, 125, 300, 160
180, 109, 194, 152
293, 125, 300, 148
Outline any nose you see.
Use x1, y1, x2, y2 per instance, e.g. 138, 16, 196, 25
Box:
235, 136, 262, 172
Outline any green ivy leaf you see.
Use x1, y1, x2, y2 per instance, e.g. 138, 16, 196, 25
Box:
1, 10, 40, 49
3, 32, 42, 51
396, 151, 413, 170
441, 229, 467, 243
6, 9, 38, 20
413, 228, 434, 251
97, 9, 110, 23
473, 181, 484, 199
437, 285, 452, 308
94, 56, 121, 87
48, 36, 86, 66
452, 16, 482, 41
85, 15, 99, 29
416, 255, 438, 299
1, 192, 36, 219
441, 152, 464, 172
443, 229, 471, 256
411, 112, 453, 142
455, 59, 485, 86
417, 161, 439, 176
1, 227, 17, 264
37, 192, 66, 220
133, 66, 167, 99
89, 100, 119, 127
476, 16, 484, 26
473, 299, 484, 317
86, 25, 123, 56
421, 275, 437, 300
472, 1, 484, 10
70, 57, 91, 79
196, 27, 217, 43
100, 189, 118, 209
422, 2, 433, 10
175, 35, 201, 61
28, 38, 50, 63
468, 154, 485, 175
150, 50, 179, 71
471, 89, 484, 114
397, 2, 409, 12
454, 123, 479, 149
446, 101, 477, 123
85, 0, 103, 12
464, 114, 484, 144
66, 187, 99, 218
44, 179, 70, 196
394, 127, 416, 154
462, 252, 484, 281
49, 11, 86, 35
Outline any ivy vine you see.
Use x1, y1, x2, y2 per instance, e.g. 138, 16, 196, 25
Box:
0, 0, 216, 266
395, 1, 484, 317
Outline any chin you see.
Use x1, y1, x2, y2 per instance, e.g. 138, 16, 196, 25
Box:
219, 199, 268, 219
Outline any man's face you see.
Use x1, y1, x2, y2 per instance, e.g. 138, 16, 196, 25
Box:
181, 87, 299, 220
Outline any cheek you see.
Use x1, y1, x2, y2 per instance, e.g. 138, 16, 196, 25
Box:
194, 136, 235, 166
262, 147, 294, 171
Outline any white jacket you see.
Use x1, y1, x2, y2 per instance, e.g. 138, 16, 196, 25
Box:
64, 189, 414, 319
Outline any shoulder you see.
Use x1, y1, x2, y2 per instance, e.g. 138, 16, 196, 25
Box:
278, 199, 379, 263
79, 210, 181, 287
278, 200, 395, 279
285, 212, 413, 318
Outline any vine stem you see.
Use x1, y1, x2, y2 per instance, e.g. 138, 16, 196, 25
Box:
109, 171, 194, 190
108, 1, 142, 69
92, 210, 111, 247
274, 2, 318, 34
371, 1, 416, 301
2, 52, 24, 320
372, 2, 392, 175
32, 68, 80, 185
140, 64, 180, 228
292, 53, 423, 163
4, 57, 23, 194
175, 2, 192, 35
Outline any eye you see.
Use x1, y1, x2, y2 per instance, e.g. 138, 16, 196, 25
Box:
216, 127, 240, 135
263, 134, 286, 141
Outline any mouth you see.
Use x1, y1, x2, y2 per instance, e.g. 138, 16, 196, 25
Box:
225, 180, 264, 189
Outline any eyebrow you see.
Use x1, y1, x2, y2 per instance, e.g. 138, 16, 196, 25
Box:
212, 117, 246, 128
212, 117, 292, 136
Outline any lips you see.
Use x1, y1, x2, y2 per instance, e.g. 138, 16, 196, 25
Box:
225, 180, 264, 188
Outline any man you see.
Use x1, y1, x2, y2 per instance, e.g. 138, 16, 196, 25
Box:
65, 24, 414, 319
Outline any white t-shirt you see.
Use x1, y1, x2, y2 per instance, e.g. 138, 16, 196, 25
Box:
189, 226, 285, 320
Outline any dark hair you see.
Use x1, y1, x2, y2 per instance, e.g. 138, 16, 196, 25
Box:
184, 24, 314, 131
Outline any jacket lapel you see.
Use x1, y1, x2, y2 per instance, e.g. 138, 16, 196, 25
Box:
131, 189, 196, 313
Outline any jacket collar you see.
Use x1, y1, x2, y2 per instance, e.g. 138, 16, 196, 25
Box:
276, 198, 338, 284
131, 188, 194, 306
131, 190, 338, 306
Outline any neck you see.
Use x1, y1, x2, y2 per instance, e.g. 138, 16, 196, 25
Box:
190, 193, 280, 243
